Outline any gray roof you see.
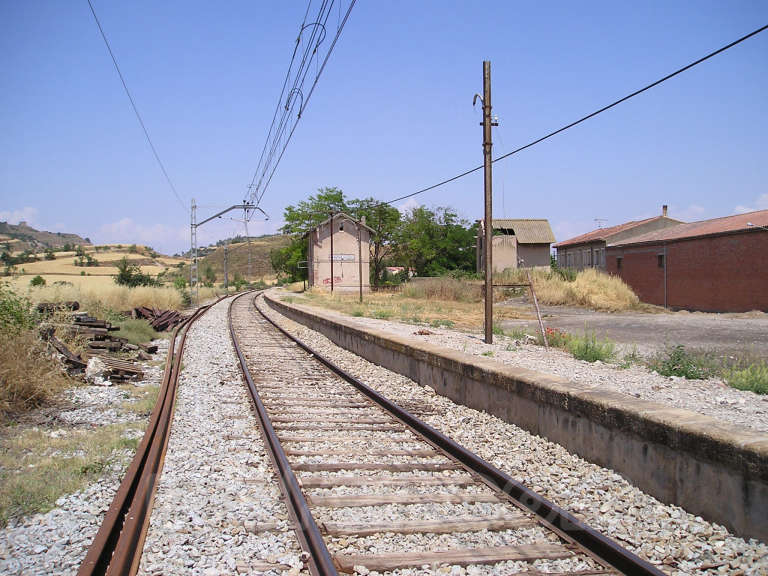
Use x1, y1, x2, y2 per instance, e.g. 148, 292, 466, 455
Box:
489, 219, 555, 244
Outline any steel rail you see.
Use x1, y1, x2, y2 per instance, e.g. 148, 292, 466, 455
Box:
78, 295, 229, 576
228, 291, 338, 576
252, 294, 666, 576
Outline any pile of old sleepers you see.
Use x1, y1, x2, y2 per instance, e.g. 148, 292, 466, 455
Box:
40, 309, 159, 382
132, 307, 183, 331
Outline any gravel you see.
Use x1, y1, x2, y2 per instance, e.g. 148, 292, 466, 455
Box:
259, 293, 768, 575
138, 297, 306, 576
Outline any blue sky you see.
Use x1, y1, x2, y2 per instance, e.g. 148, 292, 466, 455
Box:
1, 1, 766, 254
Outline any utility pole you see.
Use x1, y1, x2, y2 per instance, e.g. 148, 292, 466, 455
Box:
481, 61, 494, 344
329, 211, 335, 292
357, 219, 363, 304
190, 198, 198, 305
223, 244, 228, 292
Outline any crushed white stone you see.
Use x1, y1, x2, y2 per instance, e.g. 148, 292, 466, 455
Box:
138, 297, 306, 576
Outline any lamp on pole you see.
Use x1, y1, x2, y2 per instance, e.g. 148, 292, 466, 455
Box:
747, 222, 768, 232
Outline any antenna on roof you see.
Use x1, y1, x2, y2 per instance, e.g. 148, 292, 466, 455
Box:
594, 218, 608, 229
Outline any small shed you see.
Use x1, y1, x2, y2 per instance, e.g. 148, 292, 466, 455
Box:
307, 213, 374, 291
476, 219, 555, 272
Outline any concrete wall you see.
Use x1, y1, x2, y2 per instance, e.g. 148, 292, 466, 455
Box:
492, 236, 517, 272
265, 293, 768, 541
556, 241, 605, 270
607, 230, 768, 312
308, 217, 370, 291
517, 243, 551, 267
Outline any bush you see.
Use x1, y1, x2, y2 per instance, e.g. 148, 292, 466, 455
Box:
115, 257, 157, 287
30, 275, 46, 287
540, 326, 571, 348
724, 361, 768, 395
648, 345, 711, 379
568, 332, 615, 363
0, 284, 36, 334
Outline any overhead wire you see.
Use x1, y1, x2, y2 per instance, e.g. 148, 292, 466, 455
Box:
247, 0, 357, 211
382, 22, 768, 208
86, 0, 188, 213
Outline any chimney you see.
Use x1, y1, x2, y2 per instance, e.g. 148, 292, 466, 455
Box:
662, 205, 668, 217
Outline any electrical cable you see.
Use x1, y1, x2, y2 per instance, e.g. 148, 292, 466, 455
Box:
86, 0, 188, 213
382, 22, 768, 207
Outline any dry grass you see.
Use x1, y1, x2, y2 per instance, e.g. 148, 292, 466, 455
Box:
0, 330, 70, 419
497, 268, 641, 311
22, 283, 183, 313
293, 288, 532, 331
0, 421, 142, 526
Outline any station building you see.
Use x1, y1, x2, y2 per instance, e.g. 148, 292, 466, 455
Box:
306, 212, 373, 291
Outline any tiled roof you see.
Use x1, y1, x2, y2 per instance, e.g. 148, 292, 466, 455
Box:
489, 219, 555, 244
611, 209, 768, 246
554, 216, 666, 248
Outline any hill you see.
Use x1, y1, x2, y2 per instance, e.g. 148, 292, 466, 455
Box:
194, 234, 290, 283
0, 221, 91, 253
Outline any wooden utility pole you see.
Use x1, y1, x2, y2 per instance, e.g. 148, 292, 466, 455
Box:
223, 245, 228, 291
482, 61, 494, 344
357, 223, 363, 303
329, 211, 335, 292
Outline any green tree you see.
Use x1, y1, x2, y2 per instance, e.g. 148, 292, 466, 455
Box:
115, 257, 156, 287
30, 275, 46, 287
392, 206, 475, 276
348, 198, 401, 286
280, 187, 349, 235
203, 264, 216, 286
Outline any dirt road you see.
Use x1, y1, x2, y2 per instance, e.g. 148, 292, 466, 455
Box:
499, 304, 768, 360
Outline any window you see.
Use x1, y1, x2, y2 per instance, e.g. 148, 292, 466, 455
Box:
658, 254, 665, 268
617, 257, 623, 270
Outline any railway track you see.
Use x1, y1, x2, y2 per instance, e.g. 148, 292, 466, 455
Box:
230, 292, 666, 575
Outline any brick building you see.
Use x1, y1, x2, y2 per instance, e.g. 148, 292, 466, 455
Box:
476, 219, 555, 272
554, 206, 682, 270
307, 213, 373, 291
606, 210, 768, 312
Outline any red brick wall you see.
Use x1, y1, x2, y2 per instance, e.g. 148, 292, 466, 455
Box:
606, 231, 768, 312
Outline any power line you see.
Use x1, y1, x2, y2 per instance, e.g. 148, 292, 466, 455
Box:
247, 0, 357, 210
383, 22, 768, 207
87, 0, 187, 212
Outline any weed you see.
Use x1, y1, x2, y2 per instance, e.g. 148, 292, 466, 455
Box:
648, 345, 712, 379
540, 327, 572, 349
568, 332, 615, 363
116, 318, 162, 345
0, 423, 141, 526
724, 361, 768, 394
351, 309, 364, 317
618, 346, 642, 369
429, 318, 455, 328
372, 309, 393, 320
492, 323, 505, 336
505, 327, 529, 340
481, 350, 494, 357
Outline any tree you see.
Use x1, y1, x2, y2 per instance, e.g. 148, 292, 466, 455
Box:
203, 264, 216, 287
30, 275, 46, 287
115, 257, 157, 287
391, 206, 476, 276
280, 187, 349, 235
348, 198, 401, 286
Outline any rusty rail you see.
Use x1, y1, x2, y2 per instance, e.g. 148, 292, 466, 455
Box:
251, 293, 665, 576
228, 292, 338, 576
78, 295, 228, 576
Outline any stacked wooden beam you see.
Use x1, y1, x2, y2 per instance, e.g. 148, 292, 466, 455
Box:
133, 307, 183, 331
44, 311, 157, 382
